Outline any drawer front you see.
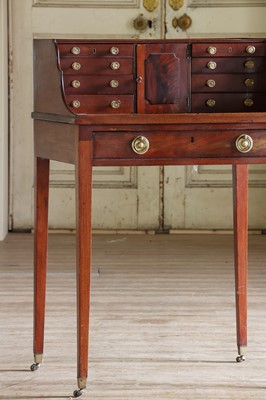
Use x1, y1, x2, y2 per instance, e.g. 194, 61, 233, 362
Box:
65, 94, 134, 114
191, 93, 266, 113
191, 74, 266, 93
93, 131, 266, 160
59, 57, 133, 75
63, 75, 134, 95
192, 42, 266, 57
56, 43, 134, 58
191, 57, 266, 74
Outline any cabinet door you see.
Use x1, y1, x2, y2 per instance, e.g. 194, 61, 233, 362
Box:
136, 43, 190, 113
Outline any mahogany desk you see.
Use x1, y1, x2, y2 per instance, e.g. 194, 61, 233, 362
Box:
31, 39, 266, 397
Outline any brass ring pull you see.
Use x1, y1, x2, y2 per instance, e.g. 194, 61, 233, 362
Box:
235, 134, 253, 153
132, 136, 150, 155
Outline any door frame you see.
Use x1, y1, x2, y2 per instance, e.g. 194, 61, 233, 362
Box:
0, 0, 8, 240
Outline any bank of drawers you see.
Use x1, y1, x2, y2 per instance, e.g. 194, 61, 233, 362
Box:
56, 42, 135, 114
191, 42, 266, 112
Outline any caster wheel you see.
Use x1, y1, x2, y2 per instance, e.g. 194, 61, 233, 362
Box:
236, 355, 245, 363
73, 389, 85, 398
30, 363, 40, 371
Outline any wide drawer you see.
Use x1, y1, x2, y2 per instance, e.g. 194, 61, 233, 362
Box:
191, 74, 266, 93
93, 131, 266, 160
192, 42, 266, 57
65, 94, 135, 114
63, 75, 134, 94
56, 42, 134, 58
59, 57, 133, 75
191, 93, 266, 113
191, 57, 266, 74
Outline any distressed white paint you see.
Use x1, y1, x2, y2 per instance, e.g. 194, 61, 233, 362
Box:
0, 0, 8, 240
10, 0, 163, 231
10, 0, 266, 231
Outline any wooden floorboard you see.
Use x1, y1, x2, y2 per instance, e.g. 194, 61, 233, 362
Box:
0, 233, 266, 399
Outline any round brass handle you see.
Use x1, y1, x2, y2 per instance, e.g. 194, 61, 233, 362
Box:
244, 78, 255, 87
71, 80, 81, 88
244, 98, 254, 107
244, 60, 255, 69
207, 46, 217, 55
72, 62, 81, 71
71, 46, 81, 55
246, 45, 256, 54
235, 134, 253, 153
109, 79, 119, 88
206, 79, 216, 88
110, 61, 120, 70
110, 46, 119, 55
207, 61, 217, 70
110, 100, 121, 109
206, 99, 216, 107
71, 100, 80, 109
132, 136, 150, 155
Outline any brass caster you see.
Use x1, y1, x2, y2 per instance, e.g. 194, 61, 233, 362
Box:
73, 389, 85, 397
30, 363, 40, 371
236, 354, 246, 363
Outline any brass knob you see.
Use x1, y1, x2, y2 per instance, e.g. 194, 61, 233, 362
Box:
246, 45, 256, 54
207, 46, 217, 55
71, 80, 81, 88
244, 98, 254, 107
136, 76, 143, 84
244, 78, 255, 87
110, 100, 121, 109
206, 99, 216, 107
235, 134, 253, 153
72, 62, 81, 70
109, 79, 119, 88
133, 15, 148, 31
110, 47, 119, 55
206, 79, 216, 88
207, 61, 217, 70
175, 13, 192, 31
244, 60, 255, 69
71, 100, 80, 108
132, 136, 150, 155
110, 61, 120, 70
71, 46, 80, 55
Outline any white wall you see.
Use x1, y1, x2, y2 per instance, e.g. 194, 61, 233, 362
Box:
0, 0, 8, 240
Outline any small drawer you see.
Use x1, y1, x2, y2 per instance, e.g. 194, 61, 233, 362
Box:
192, 57, 266, 74
59, 57, 133, 75
191, 93, 266, 113
56, 42, 134, 58
192, 42, 266, 57
191, 74, 266, 93
93, 131, 266, 160
63, 75, 134, 95
65, 94, 134, 114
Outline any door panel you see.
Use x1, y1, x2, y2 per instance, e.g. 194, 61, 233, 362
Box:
163, 0, 266, 230
10, 0, 266, 231
10, 0, 163, 230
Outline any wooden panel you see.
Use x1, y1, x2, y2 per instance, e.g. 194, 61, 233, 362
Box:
56, 42, 134, 57
59, 58, 134, 75
191, 74, 266, 93
63, 75, 134, 94
65, 94, 135, 114
136, 43, 190, 113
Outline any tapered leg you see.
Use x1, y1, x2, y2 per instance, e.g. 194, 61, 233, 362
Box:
31, 157, 50, 371
232, 164, 248, 362
74, 132, 93, 397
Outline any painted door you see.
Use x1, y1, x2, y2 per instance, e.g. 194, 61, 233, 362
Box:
164, 0, 266, 230
9, 0, 164, 231
9, 0, 266, 231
